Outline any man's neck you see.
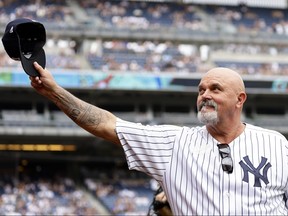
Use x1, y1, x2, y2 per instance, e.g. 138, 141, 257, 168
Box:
206, 122, 246, 144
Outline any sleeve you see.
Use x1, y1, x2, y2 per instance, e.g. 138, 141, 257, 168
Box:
116, 119, 182, 180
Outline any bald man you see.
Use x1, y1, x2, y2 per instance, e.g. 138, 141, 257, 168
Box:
197, 68, 247, 144
30, 64, 288, 215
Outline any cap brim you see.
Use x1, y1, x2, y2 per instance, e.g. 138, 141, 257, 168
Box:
20, 48, 46, 77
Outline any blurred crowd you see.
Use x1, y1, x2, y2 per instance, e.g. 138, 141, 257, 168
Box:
0, 175, 99, 215
1, 0, 288, 75
0, 163, 155, 216
82, 164, 155, 215
84, 177, 154, 215
78, 0, 288, 35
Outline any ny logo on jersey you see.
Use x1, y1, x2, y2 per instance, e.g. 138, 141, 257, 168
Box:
239, 156, 271, 187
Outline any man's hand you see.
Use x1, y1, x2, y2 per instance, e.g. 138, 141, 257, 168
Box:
29, 62, 58, 98
155, 191, 168, 203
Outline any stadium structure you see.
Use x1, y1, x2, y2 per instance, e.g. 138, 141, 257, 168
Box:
0, 0, 288, 215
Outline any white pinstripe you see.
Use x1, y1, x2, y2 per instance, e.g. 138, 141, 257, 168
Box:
116, 119, 288, 215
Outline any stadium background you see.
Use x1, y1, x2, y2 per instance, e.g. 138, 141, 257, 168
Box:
0, 0, 288, 215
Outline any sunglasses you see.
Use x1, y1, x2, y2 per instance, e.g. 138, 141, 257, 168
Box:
217, 144, 233, 174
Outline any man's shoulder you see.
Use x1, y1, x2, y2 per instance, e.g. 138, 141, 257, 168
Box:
245, 123, 287, 140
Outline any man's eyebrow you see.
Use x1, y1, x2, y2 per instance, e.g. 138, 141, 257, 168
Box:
211, 83, 222, 88
198, 82, 222, 89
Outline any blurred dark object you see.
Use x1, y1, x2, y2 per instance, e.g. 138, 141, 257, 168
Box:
147, 186, 172, 216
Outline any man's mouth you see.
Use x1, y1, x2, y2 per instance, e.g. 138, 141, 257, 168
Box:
201, 105, 215, 111
199, 100, 217, 111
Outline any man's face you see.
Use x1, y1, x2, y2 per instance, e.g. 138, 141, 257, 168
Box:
197, 73, 238, 125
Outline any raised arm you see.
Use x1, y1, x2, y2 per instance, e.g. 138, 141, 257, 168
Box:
30, 62, 120, 145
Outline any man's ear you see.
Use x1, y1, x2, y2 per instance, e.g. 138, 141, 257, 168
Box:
237, 92, 247, 107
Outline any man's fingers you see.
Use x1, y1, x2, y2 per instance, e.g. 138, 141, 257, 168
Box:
30, 80, 41, 89
29, 75, 42, 85
33, 61, 44, 75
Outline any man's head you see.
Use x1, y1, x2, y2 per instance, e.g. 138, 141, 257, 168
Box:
197, 67, 246, 125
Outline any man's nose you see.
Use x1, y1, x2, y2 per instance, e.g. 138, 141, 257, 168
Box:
201, 90, 212, 99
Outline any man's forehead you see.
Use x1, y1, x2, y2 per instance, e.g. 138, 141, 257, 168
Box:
198, 75, 224, 87
199, 69, 245, 93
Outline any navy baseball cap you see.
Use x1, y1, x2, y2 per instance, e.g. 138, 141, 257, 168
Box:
2, 18, 46, 76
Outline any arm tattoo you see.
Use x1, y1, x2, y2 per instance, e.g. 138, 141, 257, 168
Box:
54, 88, 103, 129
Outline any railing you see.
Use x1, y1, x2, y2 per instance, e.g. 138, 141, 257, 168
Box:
1, 110, 288, 136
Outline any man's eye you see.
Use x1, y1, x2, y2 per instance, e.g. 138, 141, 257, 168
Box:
199, 89, 204, 94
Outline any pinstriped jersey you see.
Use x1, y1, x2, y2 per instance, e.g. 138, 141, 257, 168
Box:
116, 119, 288, 215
